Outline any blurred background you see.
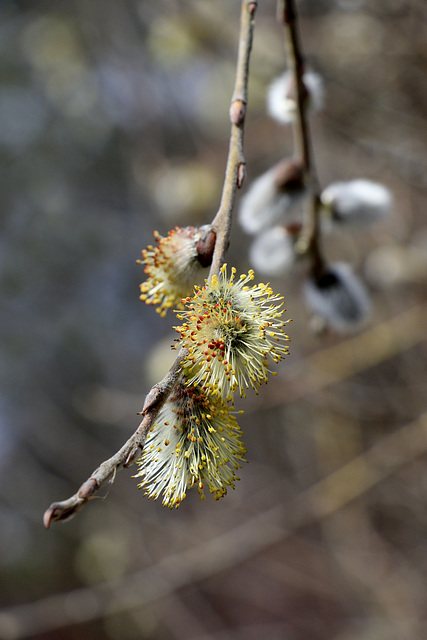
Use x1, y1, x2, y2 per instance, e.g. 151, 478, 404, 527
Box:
1, 0, 427, 638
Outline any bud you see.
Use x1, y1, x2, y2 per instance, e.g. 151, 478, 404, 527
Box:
267, 70, 324, 125
134, 375, 246, 508
175, 264, 290, 400
249, 225, 301, 276
304, 263, 370, 333
321, 179, 392, 226
238, 159, 305, 235
138, 225, 216, 317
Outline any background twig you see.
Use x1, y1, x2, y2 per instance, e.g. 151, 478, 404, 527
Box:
278, 0, 323, 274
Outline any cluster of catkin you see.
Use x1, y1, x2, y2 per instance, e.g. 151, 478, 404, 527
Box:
135, 11, 391, 509
136, 231, 290, 507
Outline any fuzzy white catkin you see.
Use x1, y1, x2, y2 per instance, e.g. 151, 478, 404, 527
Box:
321, 179, 392, 225
267, 70, 324, 124
249, 226, 296, 276
239, 167, 304, 235
304, 262, 370, 333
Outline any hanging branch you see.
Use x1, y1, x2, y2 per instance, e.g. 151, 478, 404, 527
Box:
43, 0, 257, 529
209, 1, 257, 278
43, 355, 184, 528
277, 0, 324, 276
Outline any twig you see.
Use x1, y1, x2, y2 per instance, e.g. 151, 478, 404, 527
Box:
43, 0, 257, 528
277, 0, 324, 275
210, 0, 257, 278
43, 352, 184, 527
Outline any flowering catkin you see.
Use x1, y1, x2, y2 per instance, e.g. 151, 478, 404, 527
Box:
138, 225, 215, 317
134, 375, 246, 508
175, 264, 290, 400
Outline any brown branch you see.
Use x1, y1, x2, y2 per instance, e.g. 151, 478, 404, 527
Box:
210, 0, 257, 278
43, 351, 184, 528
43, 0, 257, 528
277, 0, 324, 275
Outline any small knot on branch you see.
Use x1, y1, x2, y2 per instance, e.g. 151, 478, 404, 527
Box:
230, 99, 246, 126
141, 385, 161, 414
78, 478, 98, 500
237, 163, 246, 188
125, 443, 143, 467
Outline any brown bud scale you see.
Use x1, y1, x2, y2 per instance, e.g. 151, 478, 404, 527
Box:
196, 229, 217, 268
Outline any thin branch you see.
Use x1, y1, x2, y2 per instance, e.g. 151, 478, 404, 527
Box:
43, 0, 257, 528
209, 0, 257, 278
277, 0, 324, 275
43, 351, 184, 527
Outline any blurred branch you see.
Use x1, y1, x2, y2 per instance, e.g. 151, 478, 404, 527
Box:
277, 0, 324, 273
306, 410, 427, 518
11, 410, 427, 637
43, 0, 257, 529
270, 302, 427, 405
277, 0, 310, 170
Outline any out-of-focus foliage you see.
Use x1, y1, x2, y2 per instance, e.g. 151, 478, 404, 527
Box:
1, 1, 427, 639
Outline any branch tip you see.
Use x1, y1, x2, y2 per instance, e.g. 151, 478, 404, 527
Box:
43, 506, 54, 529
43, 501, 83, 528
